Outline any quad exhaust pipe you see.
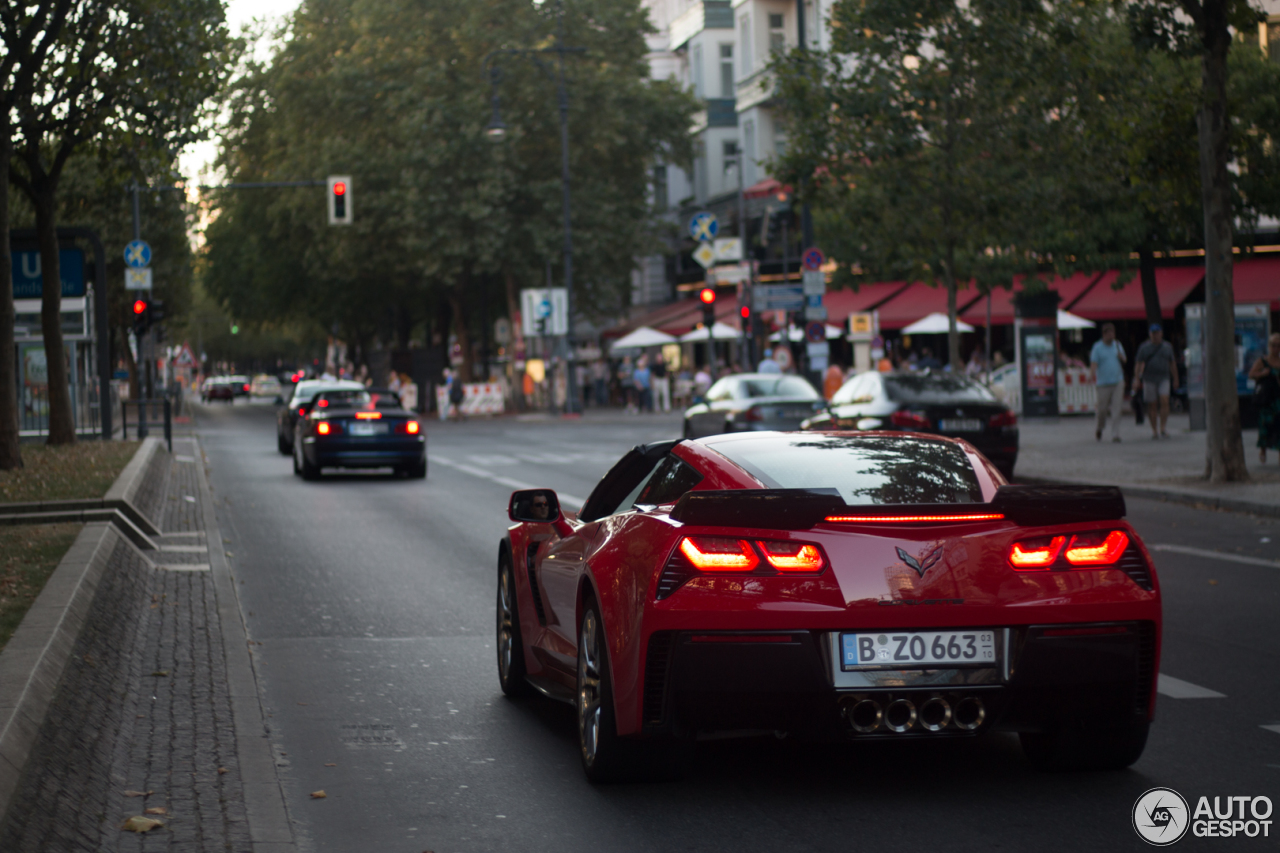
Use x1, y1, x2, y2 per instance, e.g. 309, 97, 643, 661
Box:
842, 695, 984, 734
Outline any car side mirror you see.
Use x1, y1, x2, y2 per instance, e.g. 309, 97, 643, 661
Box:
509, 489, 563, 524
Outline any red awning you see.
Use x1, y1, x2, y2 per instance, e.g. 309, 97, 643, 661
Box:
743, 177, 792, 201
959, 272, 1108, 327
1066, 267, 1203, 321
874, 282, 984, 330
823, 282, 910, 325
1233, 256, 1280, 309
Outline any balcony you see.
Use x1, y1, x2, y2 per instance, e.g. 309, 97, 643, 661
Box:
670, 0, 734, 50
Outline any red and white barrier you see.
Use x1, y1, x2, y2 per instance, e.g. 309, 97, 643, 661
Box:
435, 382, 506, 419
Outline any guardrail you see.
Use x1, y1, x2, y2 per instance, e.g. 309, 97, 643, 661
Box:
120, 398, 172, 451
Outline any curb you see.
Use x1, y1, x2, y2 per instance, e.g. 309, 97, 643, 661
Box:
0, 437, 163, 826
192, 438, 298, 852
1017, 475, 1280, 519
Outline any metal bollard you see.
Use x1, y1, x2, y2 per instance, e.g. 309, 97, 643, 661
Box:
137, 399, 149, 440
163, 398, 172, 452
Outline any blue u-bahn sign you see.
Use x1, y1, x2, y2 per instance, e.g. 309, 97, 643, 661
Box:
11, 249, 87, 298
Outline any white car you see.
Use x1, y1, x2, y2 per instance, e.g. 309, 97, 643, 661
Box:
250, 375, 283, 398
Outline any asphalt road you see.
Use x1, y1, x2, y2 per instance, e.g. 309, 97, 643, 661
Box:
196, 401, 1280, 852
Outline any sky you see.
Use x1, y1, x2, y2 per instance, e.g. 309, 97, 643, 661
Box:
176, 0, 302, 183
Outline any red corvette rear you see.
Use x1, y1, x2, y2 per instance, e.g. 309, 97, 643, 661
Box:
497, 432, 1160, 782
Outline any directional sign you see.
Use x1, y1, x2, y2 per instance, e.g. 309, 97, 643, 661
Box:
124, 240, 152, 268
11, 249, 85, 298
714, 237, 742, 261
802, 269, 826, 294
754, 284, 805, 311
708, 263, 750, 285
801, 247, 825, 271
520, 288, 567, 336
692, 243, 717, 269
125, 268, 153, 291
689, 212, 718, 242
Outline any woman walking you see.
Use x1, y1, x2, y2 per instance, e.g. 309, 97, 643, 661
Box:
1249, 332, 1280, 463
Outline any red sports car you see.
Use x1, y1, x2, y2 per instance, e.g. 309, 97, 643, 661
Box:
497, 432, 1160, 782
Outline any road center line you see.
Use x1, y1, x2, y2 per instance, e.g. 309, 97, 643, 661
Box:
1150, 544, 1280, 568
1157, 674, 1226, 699
429, 456, 586, 509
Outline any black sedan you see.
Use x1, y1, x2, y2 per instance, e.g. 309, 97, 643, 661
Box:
682, 373, 825, 439
276, 379, 366, 454
801, 371, 1019, 477
293, 389, 426, 480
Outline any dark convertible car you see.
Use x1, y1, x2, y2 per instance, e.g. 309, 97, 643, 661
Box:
293, 389, 426, 479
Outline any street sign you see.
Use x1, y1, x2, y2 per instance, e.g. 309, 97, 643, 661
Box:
11, 249, 85, 298
849, 311, 878, 341
494, 317, 511, 345
754, 284, 805, 311
714, 237, 742, 261
689, 212, 718, 242
124, 240, 151, 268
708, 263, 750, 284
125, 268, 152, 291
801, 247, 825, 271
520, 288, 568, 336
692, 243, 717, 269
805, 321, 826, 343
802, 269, 825, 294
804, 305, 829, 321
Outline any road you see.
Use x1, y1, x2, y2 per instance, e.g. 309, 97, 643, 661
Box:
195, 401, 1280, 852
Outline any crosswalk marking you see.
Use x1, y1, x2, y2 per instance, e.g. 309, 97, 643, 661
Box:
1150, 544, 1280, 568
1158, 674, 1226, 699
430, 456, 587, 509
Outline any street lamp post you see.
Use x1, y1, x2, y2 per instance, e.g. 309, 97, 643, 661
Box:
485, 0, 584, 414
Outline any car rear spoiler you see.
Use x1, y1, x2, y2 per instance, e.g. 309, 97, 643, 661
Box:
668, 484, 1125, 530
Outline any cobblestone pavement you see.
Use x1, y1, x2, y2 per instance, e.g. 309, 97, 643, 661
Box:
0, 437, 253, 852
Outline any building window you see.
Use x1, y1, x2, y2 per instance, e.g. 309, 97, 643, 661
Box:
769, 13, 786, 54
653, 165, 668, 212
743, 119, 757, 186
692, 43, 704, 97
720, 44, 735, 97
723, 141, 741, 188
739, 14, 752, 76
1268, 17, 1280, 64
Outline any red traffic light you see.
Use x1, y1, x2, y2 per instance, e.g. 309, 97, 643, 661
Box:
333, 181, 347, 196
133, 299, 147, 315
699, 287, 716, 305
740, 306, 750, 319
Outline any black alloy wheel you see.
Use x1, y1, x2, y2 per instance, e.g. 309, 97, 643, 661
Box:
294, 432, 320, 480
496, 553, 530, 697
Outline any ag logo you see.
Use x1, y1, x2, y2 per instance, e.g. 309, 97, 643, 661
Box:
1133, 787, 1190, 845
895, 545, 942, 578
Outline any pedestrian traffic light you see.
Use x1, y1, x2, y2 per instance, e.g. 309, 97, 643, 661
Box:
699, 286, 716, 329
327, 175, 353, 225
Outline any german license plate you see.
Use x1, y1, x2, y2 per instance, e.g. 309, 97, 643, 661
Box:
349, 422, 386, 436
840, 630, 997, 669
938, 418, 983, 432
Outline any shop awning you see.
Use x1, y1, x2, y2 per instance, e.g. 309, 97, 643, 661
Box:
874, 282, 983, 330
959, 272, 1107, 327
1066, 267, 1203, 321
1232, 256, 1280, 309
823, 282, 910, 326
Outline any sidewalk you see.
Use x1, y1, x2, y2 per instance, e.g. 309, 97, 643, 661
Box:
1016, 413, 1280, 516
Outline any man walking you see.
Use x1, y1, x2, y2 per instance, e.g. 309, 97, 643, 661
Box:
651, 354, 671, 412
1089, 323, 1126, 442
1133, 324, 1178, 439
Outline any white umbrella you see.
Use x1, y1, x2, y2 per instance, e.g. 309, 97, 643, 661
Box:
769, 324, 843, 342
902, 312, 976, 334
678, 322, 742, 342
610, 326, 677, 352
1057, 309, 1095, 330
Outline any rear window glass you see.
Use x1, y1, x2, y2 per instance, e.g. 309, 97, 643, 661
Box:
884, 374, 995, 404
711, 435, 982, 505
316, 390, 370, 408
740, 376, 819, 399
635, 455, 703, 507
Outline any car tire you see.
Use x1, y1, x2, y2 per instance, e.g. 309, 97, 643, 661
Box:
277, 432, 291, 455
1019, 721, 1149, 771
408, 457, 427, 479
496, 552, 531, 698
295, 438, 320, 480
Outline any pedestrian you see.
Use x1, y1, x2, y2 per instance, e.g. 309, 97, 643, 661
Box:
591, 359, 608, 406
757, 348, 781, 374
1089, 322, 1127, 443
447, 371, 466, 420
575, 361, 589, 409
917, 347, 942, 371
617, 357, 636, 413
1249, 332, 1280, 463
633, 357, 653, 412
651, 354, 671, 412
1133, 323, 1178, 439
693, 364, 712, 401
823, 362, 846, 400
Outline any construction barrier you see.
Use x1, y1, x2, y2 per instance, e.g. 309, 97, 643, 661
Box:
996, 366, 1095, 415
435, 382, 505, 419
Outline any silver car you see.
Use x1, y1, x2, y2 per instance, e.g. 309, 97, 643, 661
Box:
682, 373, 825, 438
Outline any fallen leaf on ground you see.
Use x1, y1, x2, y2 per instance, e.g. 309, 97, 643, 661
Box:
144, 807, 168, 815
324, 763, 336, 767
123, 790, 152, 798
150, 670, 169, 677
217, 767, 228, 774
120, 816, 163, 832
310, 790, 326, 799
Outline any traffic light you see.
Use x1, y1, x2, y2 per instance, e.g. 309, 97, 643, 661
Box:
327, 175, 353, 225
699, 286, 716, 329
739, 304, 751, 333
132, 297, 150, 335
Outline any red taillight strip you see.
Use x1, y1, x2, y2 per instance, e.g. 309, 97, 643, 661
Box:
826, 513, 1005, 524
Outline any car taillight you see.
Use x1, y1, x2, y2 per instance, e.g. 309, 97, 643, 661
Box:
889, 410, 931, 430
297, 406, 308, 417
757, 541, 825, 572
405, 420, 420, 435
989, 410, 1018, 429
741, 407, 763, 422
826, 512, 1004, 524
678, 537, 759, 572
318, 399, 328, 408
243, 384, 250, 392
316, 421, 332, 436
1008, 536, 1065, 569
1064, 530, 1129, 566
354, 411, 382, 420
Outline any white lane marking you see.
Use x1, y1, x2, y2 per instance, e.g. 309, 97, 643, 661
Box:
1150, 544, 1280, 568
1158, 674, 1226, 699
1261, 724, 1280, 736
155, 563, 211, 572
429, 456, 586, 509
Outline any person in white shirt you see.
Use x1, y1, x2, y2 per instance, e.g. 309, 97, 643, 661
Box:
757, 349, 781, 374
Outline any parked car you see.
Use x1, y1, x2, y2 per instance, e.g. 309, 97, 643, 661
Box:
801, 371, 1019, 478
682, 374, 825, 439
228, 375, 251, 398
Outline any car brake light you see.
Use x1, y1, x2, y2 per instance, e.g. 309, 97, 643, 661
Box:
1008, 536, 1065, 569
742, 407, 763, 422
317, 422, 332, 435
826, 513, 1004, 524
1064, 530, 1129, 566
989, 410, 1018, 429
678, 537, 759, 572
244, 384, 250, 392
354, 411, 382, 420
297, 406, 308, 417
757, 541, 825, 572
889, 410, 931, 430
318, 399, 328, 408
405, 420, 420, 435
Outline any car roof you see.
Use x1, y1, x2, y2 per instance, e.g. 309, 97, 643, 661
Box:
294, 379, 364, 394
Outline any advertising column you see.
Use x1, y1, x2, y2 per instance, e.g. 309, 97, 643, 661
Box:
1014, 291, 1060, 418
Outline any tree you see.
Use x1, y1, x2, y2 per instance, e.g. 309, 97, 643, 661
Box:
9, 0, 230, 443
